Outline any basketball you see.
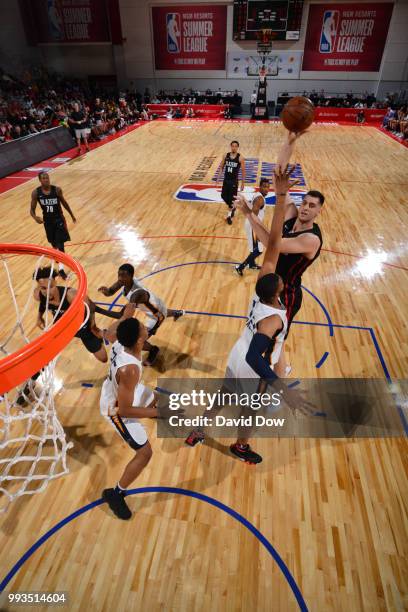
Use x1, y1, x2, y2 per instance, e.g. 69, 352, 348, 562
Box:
281, 96, 315, 132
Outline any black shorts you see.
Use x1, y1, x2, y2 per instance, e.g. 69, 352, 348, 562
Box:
221, 180, 238, 207
281, 285, 303, 339
75, 324, 103, 354
44, 218, 71, 246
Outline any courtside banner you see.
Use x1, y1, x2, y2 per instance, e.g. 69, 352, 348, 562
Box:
302, 3, 393, 72
152, 5, 227, 70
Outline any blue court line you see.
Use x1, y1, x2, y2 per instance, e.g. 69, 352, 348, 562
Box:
368, 328, 391, 382
301, 286, 334, 337
315, 352, 329, 369
0, 487, 308, 612
108, 291, 123, 311
94, 302, 372, 334
139, 260, 239, 281
369, 328, 408, 435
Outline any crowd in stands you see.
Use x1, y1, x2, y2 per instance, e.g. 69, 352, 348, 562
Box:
0, 67, 149, 144
277, 89, 389, 109
382, 106, 408, 140
0, 67, 238, 143
1, 65, 406, 143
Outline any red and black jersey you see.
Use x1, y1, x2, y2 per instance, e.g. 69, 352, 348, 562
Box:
276, 216, 322, 289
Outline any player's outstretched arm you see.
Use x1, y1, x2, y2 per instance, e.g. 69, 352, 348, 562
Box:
104, 304, 136, 343
57, 187, 76, 222
98, 280, 122, 296
259, 165, 297, 278
240, 156, 246, 191
245, 315, 282, 382
30, 190, 43, 224
277, 130, 307, 171
117, 365, 158, 418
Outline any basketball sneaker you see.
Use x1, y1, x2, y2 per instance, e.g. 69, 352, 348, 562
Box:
226, 216, 233, 225
173, 310, 185, 321
230, 443, 262, 464
185, 430, 205, 446
102, 488, 132, 520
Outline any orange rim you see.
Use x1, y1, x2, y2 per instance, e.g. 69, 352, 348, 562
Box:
0, 244, 87, 395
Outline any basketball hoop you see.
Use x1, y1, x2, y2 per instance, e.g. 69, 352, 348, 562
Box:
0, 244, 87, 511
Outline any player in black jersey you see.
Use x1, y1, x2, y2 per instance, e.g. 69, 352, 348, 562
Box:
217, 140, 245, 225
33, 266, 108, 363
30, 172, 76, 280
236, 131, 323, 377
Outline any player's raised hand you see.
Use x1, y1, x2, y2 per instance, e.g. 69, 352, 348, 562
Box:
274, 164, 298, 195
233, 192, 252, 216
98, 286, 110, 296
287, 129, 309, 145
122, 303, 136, 318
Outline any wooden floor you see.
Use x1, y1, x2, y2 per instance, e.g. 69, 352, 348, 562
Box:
0, 121, 407, 611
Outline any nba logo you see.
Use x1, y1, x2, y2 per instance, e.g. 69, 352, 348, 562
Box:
319, 10, 339, 53
167, 13, 181, 53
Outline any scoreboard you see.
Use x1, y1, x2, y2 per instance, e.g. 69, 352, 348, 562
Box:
233, 0, 304, 41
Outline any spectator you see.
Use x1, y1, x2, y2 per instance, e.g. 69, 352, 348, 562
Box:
69, 102, 89, 155
382, 107, 396, 129
250, 90, 257, 115
356, 110, 365, 124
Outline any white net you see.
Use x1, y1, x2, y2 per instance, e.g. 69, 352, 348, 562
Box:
0, 252, 86, 512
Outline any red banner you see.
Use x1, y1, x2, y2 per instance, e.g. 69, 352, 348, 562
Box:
302, 3, 393, 71
315, 107, 387, 123
152, 5, 227, 70
29, 0, 111, 43
147, 104, 227, 117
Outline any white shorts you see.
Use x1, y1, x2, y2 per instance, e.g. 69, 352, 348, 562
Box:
101, 381, 154, 448
75, 128, 88, 139
225, 336, 283, 380
108, 414, 148, 449
225, 337, 258, 381
140, 297, 168, 331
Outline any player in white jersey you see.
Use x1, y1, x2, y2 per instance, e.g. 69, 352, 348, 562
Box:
99, 263, 184, 365
100, 313, 158, 520
235, 177, 269, 276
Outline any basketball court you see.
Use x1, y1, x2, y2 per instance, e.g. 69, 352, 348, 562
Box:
0, 119, 407, 610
